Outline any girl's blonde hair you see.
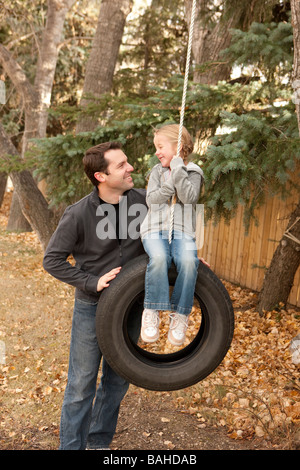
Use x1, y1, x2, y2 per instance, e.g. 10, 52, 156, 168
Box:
154, 124, 194, 162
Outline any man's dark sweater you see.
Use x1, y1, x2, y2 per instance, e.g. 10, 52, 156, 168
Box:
43, 186, 146, 302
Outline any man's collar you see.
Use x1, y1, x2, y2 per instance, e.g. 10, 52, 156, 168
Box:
91, 186, 100, 207
91, 186, 131, 206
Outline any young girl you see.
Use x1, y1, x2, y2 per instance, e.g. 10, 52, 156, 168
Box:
140, 124, 203, 346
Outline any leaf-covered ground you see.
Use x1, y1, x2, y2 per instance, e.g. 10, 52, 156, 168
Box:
0, 193, 299, 450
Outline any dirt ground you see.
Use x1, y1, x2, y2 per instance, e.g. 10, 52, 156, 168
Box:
0, 193, 299, 451
112, 390, 278, 450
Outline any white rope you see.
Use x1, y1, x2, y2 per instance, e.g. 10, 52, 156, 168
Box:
283, 217, 300, 245
169, 0, 197, 244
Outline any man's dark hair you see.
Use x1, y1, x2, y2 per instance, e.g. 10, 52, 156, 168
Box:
83, 141, 122, 186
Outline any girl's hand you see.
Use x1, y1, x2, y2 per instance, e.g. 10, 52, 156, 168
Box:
171, 155, 185, 165
97, 267, 122, 291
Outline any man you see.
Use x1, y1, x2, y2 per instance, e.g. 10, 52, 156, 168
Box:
43, 142, 146, 450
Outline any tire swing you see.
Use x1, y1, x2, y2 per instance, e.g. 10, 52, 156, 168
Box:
96, 254, 234, 391
96, 0, 234, 391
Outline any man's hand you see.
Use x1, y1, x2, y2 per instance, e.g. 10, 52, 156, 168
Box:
97, 267, 122, 292
199, 257, 210, 267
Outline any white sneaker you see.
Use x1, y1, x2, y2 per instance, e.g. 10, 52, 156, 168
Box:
141, 309, 160, 342
168, 313, 189, 346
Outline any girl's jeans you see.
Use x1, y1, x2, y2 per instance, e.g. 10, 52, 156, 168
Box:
59, 298, 140, 450
143, 231, 199, 316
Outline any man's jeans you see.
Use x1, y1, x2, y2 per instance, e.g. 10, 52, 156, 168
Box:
59, 298, 129, 450
143, 231, 199, 316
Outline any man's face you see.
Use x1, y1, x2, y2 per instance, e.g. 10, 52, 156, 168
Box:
99, 149, 134, 193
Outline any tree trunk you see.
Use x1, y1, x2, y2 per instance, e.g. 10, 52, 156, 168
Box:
10, 170, 56, 249
257, 0, 300, 314
184, 0, 274, 85
258, 199, 300, 315
291, 0, 300, 130
184, 0, 236, 154
7, 192, 32, 232
0, 124, 55, 249
0, 42, 41, 231
0, 173, 7, 207
0, 0, 75, 236
34, 0, 77, 139
184, 0, 233, 85
76, 0, 134, 133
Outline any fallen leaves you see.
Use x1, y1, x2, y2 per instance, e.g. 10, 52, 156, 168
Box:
0, 205, 72, 449
172, 285, 300, 443
0, 194, 299, 449
136, 279, 299, 443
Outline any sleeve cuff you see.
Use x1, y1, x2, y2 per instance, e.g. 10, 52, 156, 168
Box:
85, 275, 99, 294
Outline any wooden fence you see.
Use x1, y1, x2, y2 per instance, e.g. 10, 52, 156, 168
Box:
196, 191, 300, 307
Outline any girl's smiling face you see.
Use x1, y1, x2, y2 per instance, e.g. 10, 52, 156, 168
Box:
154, 134, 177, 168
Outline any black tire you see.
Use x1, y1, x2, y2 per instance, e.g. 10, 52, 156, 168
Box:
96, 254, 234, 391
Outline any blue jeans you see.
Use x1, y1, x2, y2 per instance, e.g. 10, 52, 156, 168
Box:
143, 231, 199, 316
59, 298, 131, 450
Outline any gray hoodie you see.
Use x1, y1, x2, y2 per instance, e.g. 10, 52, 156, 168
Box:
140, 156, 204, 239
